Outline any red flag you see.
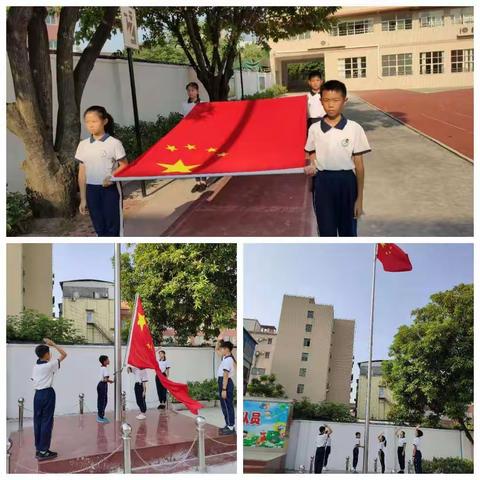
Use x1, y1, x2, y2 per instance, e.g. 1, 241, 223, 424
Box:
376, 244, 413, 272
113, 96, 307, 180
126, 296, 204, 414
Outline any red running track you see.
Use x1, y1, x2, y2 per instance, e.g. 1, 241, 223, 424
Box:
354, 88, 473, 160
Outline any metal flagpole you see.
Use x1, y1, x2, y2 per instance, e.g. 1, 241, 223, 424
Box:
363, 243, 378, 473
114, 244, 122, 422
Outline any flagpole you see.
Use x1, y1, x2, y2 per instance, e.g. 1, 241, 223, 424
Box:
363, 243, 378, 473
114, 244, 122, 422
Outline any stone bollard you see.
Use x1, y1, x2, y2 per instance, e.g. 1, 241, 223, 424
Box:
7, 439, 12, 474
374, 458, 378, 473
407, 459, 413, 474
345, 455, 350, 472
121, 423, 132, 473
309, 455, 314, 473
79, 393, 85, 415
196, 416, 207, 473
298, 464, 305, 473
18, 398, 24, 431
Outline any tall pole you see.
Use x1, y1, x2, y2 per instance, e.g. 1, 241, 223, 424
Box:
114, 244, 122, 422
238, 51, 245, 100
127, 47, 146, 197
363, 243, 378, 473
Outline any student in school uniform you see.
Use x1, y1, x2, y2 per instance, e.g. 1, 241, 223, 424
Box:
155, 349, 171, 409
181, 82, 207, 193
97, 355, 114, 424
314, 425, 332, 473
31, 338, 67, 461
76, 105, 128, 237
412, 426, 423, 473
351, 431, 363, 473
215, 339, 236, 435
304, 80, 371, 237
378, 433, 387, 473
396, 429, 407, 473
128, 366, 148, 420
323, 432, 332, 471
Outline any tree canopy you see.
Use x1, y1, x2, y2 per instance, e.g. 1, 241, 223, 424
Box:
247, 374, 286, 398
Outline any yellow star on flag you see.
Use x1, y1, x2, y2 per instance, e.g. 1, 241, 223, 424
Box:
146, 343, 153, 350
157, 159, 199, 173
166, 145, 178, 152
206, 147, 217, 153
185, 144, 196, 150
137, 313, 146, 331
216, 152, 228, 157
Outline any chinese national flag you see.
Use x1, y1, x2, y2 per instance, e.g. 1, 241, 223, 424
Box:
126, 296, 203, 414
376, 244, 413, 272
113, 96, 307, 180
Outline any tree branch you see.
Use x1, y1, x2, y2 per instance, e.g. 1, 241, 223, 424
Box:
6, 102, 27, 139
183, 9, 209, 72
169, 20, 199, 72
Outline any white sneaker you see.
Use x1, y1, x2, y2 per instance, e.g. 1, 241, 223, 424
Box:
136, 413, 146, 420
324, 467, 329, 471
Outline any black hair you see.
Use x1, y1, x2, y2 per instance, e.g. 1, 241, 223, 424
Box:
319, 426, 326, 434
84, 105, 115, 136
355, 432, 361, 437
159, 350, 167, 360
417, 429, 424, 437
380, 435, 387, 446
308, 70, 323, 81
35, 344, 50, 359
186, 82, 200, 103
99, 355, 109, 365
321, 79, 347, 98
220, 340, 237, 364
400, 430, 405, 437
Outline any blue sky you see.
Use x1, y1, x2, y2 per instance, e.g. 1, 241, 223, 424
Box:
243, 243, 473, 393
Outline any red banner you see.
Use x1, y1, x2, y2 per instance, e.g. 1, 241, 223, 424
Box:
113, 96, 307, 180
126, 296, 203, 414
377, 244, 413, 272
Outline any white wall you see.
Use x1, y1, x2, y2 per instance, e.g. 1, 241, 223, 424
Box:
286, 420, 473, 472
7, 343, 225, 418
7, 54, 271, 192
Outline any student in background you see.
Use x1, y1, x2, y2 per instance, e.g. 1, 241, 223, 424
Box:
323, 431, 332, 471
156, 349, 171, 409
377, 433, 387, 473
351, 431, 363, 473
396, 429, 407, 473
128, 366, 148, 420
215, 339, 236, 435
314, 424, 332, 473
413, 426, 423, 473
306, 70, 326, 129
97, 355, 114, 424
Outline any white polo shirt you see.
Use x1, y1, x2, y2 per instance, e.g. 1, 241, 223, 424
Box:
32, 359, 60, 390
413, 437, 422, 450
316, 433, 329, 448
99, 366, 110, 383
307, 91, 326, 119
132, 367, 149, 383
158, 359, 171, 373
326, 436, 332, 447
305, 115, 371, 171
378, 439, 386, 451
398, 437, 407, 448
217, 355, 234, 378
354, 437, 361, 448
181, 100, 201, 116
75, 134, 126, 185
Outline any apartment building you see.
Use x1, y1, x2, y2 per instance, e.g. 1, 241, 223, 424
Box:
269, 295, 355, 404
244, 318, 277, 379
269, 6, 474, 90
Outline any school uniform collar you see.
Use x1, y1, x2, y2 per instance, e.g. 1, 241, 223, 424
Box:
89, 133, 110, 143
320, 114, 347, 132
309, 90, 321, 96
36, 359, 48, 364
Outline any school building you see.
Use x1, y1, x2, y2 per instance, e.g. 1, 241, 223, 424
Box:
269, 6, 474, 91
6, 244, 53, 317
247, 295, 355, 405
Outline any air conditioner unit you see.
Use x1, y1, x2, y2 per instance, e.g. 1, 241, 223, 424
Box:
458, 26, 473, 37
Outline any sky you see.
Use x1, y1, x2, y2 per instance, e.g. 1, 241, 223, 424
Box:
243, 243, 473, 398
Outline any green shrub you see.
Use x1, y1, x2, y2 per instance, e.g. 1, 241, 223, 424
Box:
293, 397, 355, 422
7, 191, 33, 236
243, 84, 288, 100
186, 379, 219, 401
115, 112, 183, 160
422, 457, 473, 473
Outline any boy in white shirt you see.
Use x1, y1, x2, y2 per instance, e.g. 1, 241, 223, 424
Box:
128, 366, 148, 419
31, 338, 67, 461
352, 431, 363, 473
97, 355, 114, 424
314, 425, 332, 473
216, 340, 236, 435
413, 426, 423, 473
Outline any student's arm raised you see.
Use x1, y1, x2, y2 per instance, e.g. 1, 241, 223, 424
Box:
43, 338, 67, 362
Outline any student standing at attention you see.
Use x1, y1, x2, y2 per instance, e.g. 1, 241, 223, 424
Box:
128, 366, 148, 420
323, 430, 332, 471
31, 338, 67, 461
76, 106, 128, 237
155, 349, 171, 409
97, 355, 114, 424
314, 424, 332, 473
351, 431, 363, 473
181, 82, 207, 193
412, 426, 423, 473
396, 429, 407, 473
377, 433, 387, 473
215, 339, 236, 435
304, 80, 371, 237
306, 70, 326, 129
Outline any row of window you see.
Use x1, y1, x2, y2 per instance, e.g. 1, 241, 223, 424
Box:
338, 49, 474, 79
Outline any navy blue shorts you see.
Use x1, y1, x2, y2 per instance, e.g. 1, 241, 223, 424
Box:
86, 183, 122, 237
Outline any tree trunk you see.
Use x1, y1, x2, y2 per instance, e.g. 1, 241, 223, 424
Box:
458, 418, 473, 444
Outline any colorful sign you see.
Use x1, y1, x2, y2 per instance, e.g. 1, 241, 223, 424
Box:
243, 399, 292, 449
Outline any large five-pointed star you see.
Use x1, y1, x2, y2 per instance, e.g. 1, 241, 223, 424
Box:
137, 313, 146, 331
157, 159, 199, 173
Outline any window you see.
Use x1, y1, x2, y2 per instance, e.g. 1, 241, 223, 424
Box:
338, 57, 367, 79
289, 31, 311, 40
259, 76, 266, 91
299, 368, 307, 377
301, 352, 309, 361
332, 19, 373, 36
303, 338, 311, 347
252, 367, 265, 375
420, 51, 444, 74
267, 338, 272, 345
297, 384, 305, 394
49, 40, 57, 50
265, 352, 270, 359
378, 386, 386, 398
307, 310, 314, 319
45, 14, 57, 25
86, 310, 94, 323
381, 15, 412, 31
382, 53, 413, 76
451, 49, 474, 73
305, 324, 312, 332
420, 11, 444, 28
450, 7, 474, 25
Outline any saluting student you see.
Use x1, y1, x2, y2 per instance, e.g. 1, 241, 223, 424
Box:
156, 349, 171, 409
216, 340, 236, 435
351, 431, 363, 473
31, 338, 67, 461
314, 425, 332, 473
323, 432, 332, 471
128, 366, 148, 420
181, 82, 207, 193
396, 429, 407, 473
97, 355, 114, 424
378, 433, 387, 474
76, 105, 128, 237
304, 80, 371, 237
413, 426, 423, 474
